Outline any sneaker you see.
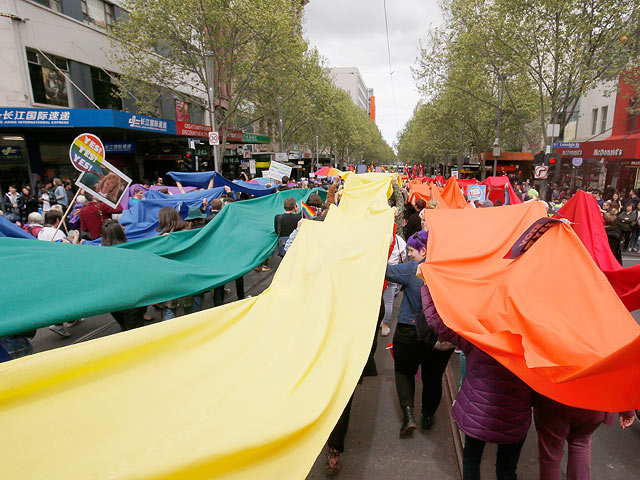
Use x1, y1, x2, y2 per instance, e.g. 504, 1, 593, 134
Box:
454, 348, 462, 354
381, 323, 391, 337
49, 325, 70, 337
326, 448, 341, 475
260, 265, 271, 272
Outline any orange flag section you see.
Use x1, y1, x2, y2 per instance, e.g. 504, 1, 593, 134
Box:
409, 177, 468, 209
420, 202, 640, 412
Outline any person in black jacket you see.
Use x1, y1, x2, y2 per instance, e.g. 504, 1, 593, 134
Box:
405, 199, 426, 240
605, 213, 623, 264
617, 203, 637, 250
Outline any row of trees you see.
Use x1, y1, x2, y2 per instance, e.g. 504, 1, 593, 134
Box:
398, 0, 639, 178
110, 0, 395, 166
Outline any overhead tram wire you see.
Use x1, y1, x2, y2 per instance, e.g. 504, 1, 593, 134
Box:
383, 0, 399, 134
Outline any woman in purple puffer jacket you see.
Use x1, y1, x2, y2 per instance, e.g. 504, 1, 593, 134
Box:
421, 284, 532, 480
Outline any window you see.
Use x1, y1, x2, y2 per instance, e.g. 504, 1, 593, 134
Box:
627, 97, 638, 132
91, 67, 122, 110
81, 0, 112, 30
104, 2, 115, 31
26, 49, 70, 107
175, 100, 191, 122
591, 108, 598, 135
600, 106, 608, 134
33, 0, 61, 12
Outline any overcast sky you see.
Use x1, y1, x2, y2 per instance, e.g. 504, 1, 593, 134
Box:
303, 0, 443, 151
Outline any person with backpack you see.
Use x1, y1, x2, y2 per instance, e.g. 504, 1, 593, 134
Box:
21, 212, 44, 238
385, 230, 453, 437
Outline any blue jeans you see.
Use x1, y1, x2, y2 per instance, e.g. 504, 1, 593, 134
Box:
0, 335, 33, 359
162, 307, 177, 321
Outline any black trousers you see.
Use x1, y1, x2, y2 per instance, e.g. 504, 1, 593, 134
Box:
213, 277, 245, 307
393, 322, 453, 416
111, 307, 146, 331
463, 434, 526, 480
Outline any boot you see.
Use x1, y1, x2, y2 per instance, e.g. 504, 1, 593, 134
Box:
421, 414, 435, 431
399, 406, 417, 437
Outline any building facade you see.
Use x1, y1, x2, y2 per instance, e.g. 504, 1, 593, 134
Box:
329, 67, 371, 112
556, 76, 640, 192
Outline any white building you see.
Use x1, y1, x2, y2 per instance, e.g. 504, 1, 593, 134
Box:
566, 81, 617, 142
329, 67, 370, 113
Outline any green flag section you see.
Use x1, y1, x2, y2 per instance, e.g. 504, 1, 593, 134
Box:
0, 189, 325, 337
0, 174, 394, 479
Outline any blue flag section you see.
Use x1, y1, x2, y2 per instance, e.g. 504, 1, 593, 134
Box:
167, 171, 276, 197
117, 187, 226, 242
0, 217, 35, 239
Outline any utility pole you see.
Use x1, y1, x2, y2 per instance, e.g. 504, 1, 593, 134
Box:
278, 96, 284, 153
492, 74, 505, 177
203, 51, 220, 173
315, 135, 319, 172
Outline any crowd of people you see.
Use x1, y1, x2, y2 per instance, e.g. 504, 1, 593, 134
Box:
1, 171, 637, 479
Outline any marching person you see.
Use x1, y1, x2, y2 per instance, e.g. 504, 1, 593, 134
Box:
385, 230, 453, 437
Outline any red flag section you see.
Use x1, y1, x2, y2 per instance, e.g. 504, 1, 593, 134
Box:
559, 191, 640, 311
420, 201, 640, 412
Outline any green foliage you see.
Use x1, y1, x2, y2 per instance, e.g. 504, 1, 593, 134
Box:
110, 0, 394, 165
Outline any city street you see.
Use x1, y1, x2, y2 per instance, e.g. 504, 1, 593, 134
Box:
29, 254, 640, 480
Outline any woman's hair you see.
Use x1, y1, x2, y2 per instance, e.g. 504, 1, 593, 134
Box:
427, 199, 439, 209
27, 212, 44, 225
101, 219, 127, 246
407, 230, 429, 251
50, 204, 64, 213
95, 173, 121, 195
603, 213, 617, 226
156, 206, 185, 234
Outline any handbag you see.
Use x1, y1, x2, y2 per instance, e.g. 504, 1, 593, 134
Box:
404, 288, 437, 349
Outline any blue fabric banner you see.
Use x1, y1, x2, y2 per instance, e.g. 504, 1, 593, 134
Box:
0, 217, 35, 239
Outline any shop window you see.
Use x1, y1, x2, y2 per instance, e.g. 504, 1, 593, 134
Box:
591, 108, 598, 135
600, 106, 608, 134
26, 49, 70, 107
32, 0, 61, 12
91, 67, 122, 110
175, 99, 191, 122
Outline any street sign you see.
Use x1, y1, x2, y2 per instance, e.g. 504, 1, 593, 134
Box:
243, 149, 252, 159
572, 157, 583, 167
249, 159, 256, 175
553, 142, 580, 149
288, 151, 300, 160
534, 165, 549, 179
208, 131, 219, 146
275, 152, 287, 162
451, 170, 459, 178
546, 124, 560, 138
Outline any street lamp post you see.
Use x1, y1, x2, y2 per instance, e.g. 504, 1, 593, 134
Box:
203, 51, 220, 173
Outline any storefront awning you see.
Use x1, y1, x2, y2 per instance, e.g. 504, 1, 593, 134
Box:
556, 133, 640, 160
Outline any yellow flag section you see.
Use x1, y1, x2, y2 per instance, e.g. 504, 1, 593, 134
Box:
0, 174, 394, 479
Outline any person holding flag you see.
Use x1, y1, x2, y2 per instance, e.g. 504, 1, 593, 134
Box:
412, 164, 417, 179
404, 162, 409, 176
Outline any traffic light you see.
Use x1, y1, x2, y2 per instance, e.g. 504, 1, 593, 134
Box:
534, 151, 544, 165
549, 156, 557, 165
183, 148, 196, 171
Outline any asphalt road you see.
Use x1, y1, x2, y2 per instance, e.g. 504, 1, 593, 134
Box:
25, 254, 640, 480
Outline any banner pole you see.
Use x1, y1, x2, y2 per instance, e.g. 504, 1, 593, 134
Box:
50, 188, 81, 242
